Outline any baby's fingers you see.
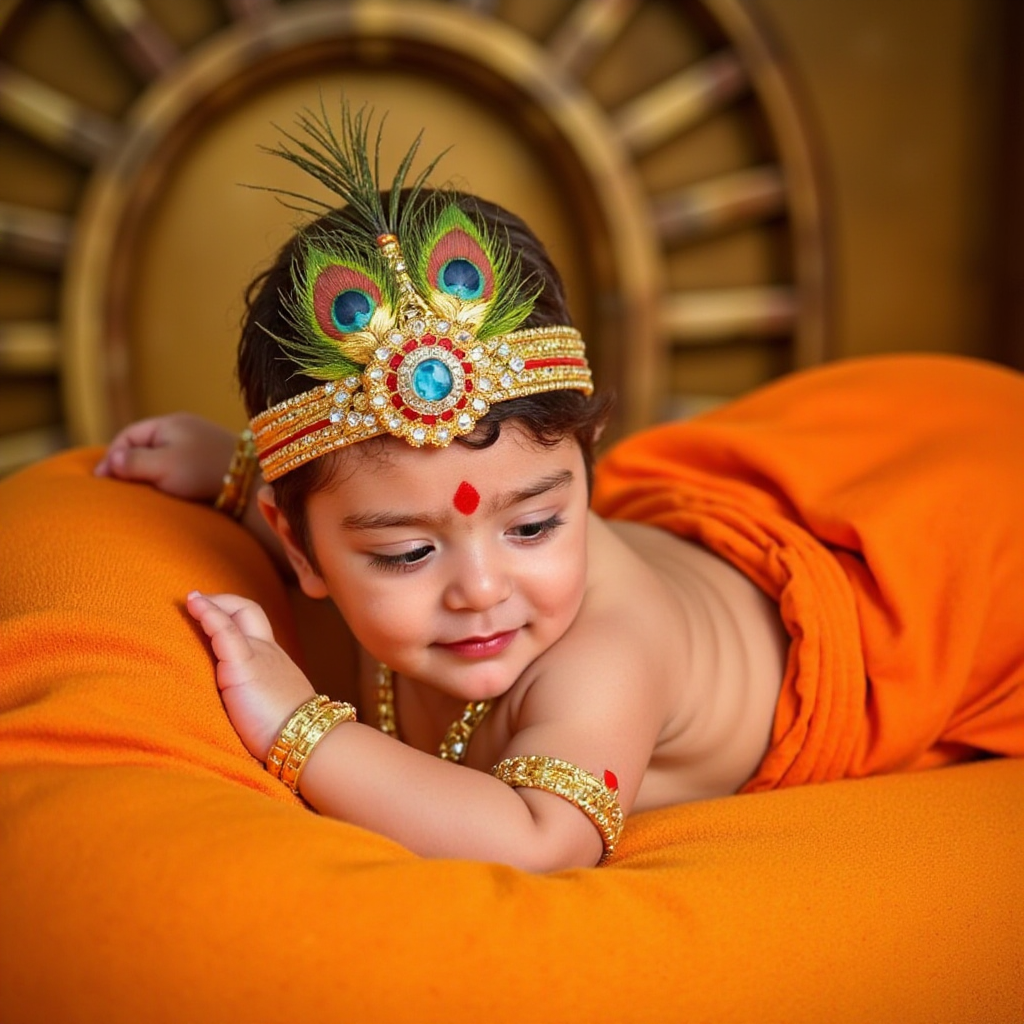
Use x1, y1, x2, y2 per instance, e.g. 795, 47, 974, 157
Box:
190, 592, 276, 642
186, 591, 264, 669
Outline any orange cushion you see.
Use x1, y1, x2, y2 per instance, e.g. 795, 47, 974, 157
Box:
1, 448, 1021, 1023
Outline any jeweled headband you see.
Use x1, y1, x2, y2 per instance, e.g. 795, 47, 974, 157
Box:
248, 105, 593, 482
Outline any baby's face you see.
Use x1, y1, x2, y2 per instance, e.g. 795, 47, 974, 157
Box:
294, 423, 590, 702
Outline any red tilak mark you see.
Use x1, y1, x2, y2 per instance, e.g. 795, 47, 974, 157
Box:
453, 481, 481, 516
603, 770, 619, 791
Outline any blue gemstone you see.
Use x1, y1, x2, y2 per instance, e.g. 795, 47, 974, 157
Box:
412, 359, 454, 402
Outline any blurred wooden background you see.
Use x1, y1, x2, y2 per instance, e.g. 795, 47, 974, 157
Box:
1, 0, 1020, 475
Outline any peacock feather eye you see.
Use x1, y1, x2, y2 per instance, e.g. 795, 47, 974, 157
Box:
311, 264, 382, 340
438, 257, 484, 300
332, 288, 374, 332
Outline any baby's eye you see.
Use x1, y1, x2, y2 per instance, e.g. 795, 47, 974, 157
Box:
369, 545, 433, 572
510, 514, 564, 541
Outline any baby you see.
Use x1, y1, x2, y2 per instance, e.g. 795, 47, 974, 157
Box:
96, 106, 788, 870
98, 104, 1024, 872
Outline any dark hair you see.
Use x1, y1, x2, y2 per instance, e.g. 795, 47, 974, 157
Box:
237, 190, 611, 562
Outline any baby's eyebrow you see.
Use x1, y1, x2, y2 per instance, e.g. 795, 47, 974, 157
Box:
488, 469, 574, 513
340, 469, 574, 531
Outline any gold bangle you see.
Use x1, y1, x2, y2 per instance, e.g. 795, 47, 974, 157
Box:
278, 701, 357, 793
214, 428, 258, 520
266, 695, 330, 781
491, 755, 624, 863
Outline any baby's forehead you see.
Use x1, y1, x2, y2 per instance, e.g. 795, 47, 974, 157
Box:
325, 424, 574, 479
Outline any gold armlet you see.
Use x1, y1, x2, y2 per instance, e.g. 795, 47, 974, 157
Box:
214, 428, 258, 520
491, 755, 624, 863
266, 696, 357, 794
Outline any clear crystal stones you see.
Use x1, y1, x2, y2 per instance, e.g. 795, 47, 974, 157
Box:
457, 413, 473, 430
436, 428, 450, 443
411, 319, 426, 335
371, 394, 386, 407
346, 411, 361, 427
369, 367, 384, 381
500, 373, 514, 389
412, 427, 427, 443
329, 411, 343, 423
324, 382, 336, 395
344, 377, 359, 390
478, 377, 493, 392
388, 416, 402, 431
469, 346, 484, 361
497, 343, 510, 357
363, 414, 376, 427
472, 397, 487, 412
455, 330, 472, 343
510, 356, 525, 372
436, 319, 450, 332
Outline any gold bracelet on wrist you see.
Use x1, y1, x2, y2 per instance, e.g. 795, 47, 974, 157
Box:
266, 696, 357, 794
491, 755, 624, 863
214, 428, 258, 520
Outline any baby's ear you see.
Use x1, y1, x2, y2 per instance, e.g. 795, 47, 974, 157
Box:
256, 486, 329, 599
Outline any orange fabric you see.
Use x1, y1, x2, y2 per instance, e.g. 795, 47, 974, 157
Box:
593, 354, 1024, 791
1, 406, 1022, 1022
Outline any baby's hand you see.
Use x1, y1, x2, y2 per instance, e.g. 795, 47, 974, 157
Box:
95, 413, 237, 503
186, 591, 316, 762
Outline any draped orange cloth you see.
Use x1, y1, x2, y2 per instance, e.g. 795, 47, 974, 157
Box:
592, 354, 1024, 791
1, 355, 1022, 1023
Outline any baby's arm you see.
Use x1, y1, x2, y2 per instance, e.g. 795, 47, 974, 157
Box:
186, 592, 648, 870
97, 415, 288, 571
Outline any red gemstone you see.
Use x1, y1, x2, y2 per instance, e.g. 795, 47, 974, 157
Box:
390, 355, 403, 369
421, 334, 436, 345
453, 349, 465, 359
386, 373, 398, 390
391, 395, 404, 409
421, 415, 436, 425
464, 380, 473, 392
440, 410, 454, 421
456, 397, 467, 409
403, 339, 418, 353
603, 770, 618, 791
403, 408, 419, 420
439, 338, 452, 350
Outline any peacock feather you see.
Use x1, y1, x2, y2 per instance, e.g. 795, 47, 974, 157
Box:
259, 100, 539, 380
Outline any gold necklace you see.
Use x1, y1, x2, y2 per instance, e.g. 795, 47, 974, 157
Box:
375, 663, 493, 763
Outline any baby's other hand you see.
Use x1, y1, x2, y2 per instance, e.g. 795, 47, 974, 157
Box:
95, 413, 237, 503
186, 591, 316, 762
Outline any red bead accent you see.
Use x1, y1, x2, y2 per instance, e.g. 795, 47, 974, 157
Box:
464, 380, 473, 392
421, 415, 436, 425
421, 334, 436, 345
403, 339, 418, 353
402, 408, 419, 420
386, 373, 398, 390
453, 349, 465, 359
390, 355, 404, 369
456, 397, 467, 409
391, 395, 404, 409
440, 410, 454, 421
462, 362, 473, 373
603, 770, 618, 791
439, 338, 452, 350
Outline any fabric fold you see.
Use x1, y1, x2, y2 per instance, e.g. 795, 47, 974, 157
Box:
592, 355, 1024, 790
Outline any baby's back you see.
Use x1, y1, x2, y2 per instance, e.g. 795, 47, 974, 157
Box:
588, 514, 788, 809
